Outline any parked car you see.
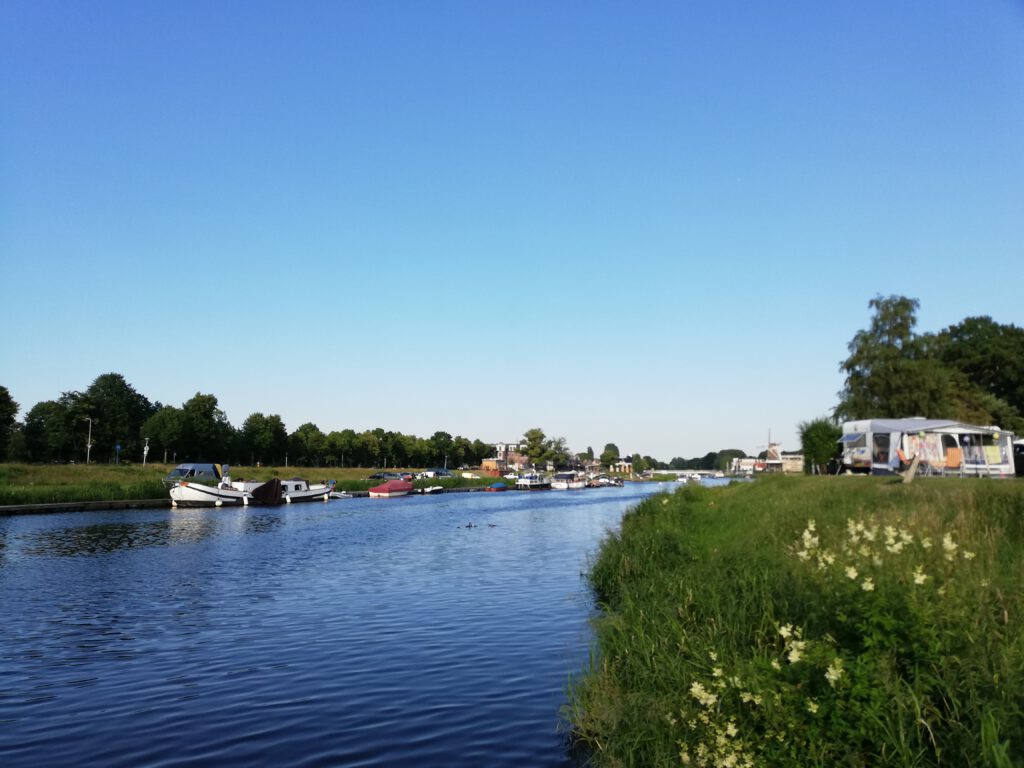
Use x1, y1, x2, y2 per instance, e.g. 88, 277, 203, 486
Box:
420, 468, 454, 479
368, 472, 403, 480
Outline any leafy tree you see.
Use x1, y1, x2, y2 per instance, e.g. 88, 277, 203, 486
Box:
836, 295, 954, 421
937, 316, 1024, 411
935, 316, 1024, 431
715, 449, 746, 473
699, 451, 720, 470
599, 443, 620, 468
0, 385, 18, 461
631, 454, 649, 474
23, 393, 83, 462
180, 393, 234, 461
289, 422, 326, 466
82, 373, 156, 462
141, 406, 185, 463
358, 430, 382, 467
428, 431, 454, 468
798, 417, 842, 475
326, 429, 359, 467
547, 436, 572, 468
522, 428, 552, 467
240, 412, 288, 465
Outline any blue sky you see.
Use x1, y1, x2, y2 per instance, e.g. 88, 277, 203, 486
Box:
2, 1, 1023, 461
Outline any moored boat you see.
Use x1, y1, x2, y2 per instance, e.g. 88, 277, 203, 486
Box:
515, 473, 551, 490
167, 463, 347, 507
551, 471, 586, 490
486, 482, 507, 492
369, 479, 414, 498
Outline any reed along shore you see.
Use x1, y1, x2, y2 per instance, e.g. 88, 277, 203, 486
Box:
567, 475, 1024, 767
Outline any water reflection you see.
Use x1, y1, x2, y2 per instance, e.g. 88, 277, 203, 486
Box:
0, 486, 660, 767
8, 508, 303, 559
19, 517, 218, 557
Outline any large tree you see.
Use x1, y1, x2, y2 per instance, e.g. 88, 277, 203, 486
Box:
837, 296, 1023, 430
599, 443, 620, 468
0, 386, 18, 461
81, 373, 157, 462
936, 316, 1024, 425
23, 392, 84, 463
836, 295, 954, 421
180, 393, 234, 461
141, 406, 184, 463
289, 422, 327, 467
240, 412, 288, 466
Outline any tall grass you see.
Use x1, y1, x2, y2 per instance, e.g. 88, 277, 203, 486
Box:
567, 476, 1024, 767
0, 462, 499, 505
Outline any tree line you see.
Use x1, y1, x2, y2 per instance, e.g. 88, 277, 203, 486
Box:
0, 376, 627, 470
0, 374, 500, 468
798, 296, 1024, 472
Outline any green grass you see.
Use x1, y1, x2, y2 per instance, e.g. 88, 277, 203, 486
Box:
0, 462, 500, 505
566, 475, 1024, 767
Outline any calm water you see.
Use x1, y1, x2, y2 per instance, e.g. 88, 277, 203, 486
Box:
0, 483, 662, 767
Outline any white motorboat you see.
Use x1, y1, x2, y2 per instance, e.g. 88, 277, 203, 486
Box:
170, 476, 251, 508
551, 471, 586, 490
515, 473, 551, 490
168, 463, 347, 507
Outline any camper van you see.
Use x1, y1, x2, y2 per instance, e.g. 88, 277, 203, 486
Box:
840, 418, 1016, 478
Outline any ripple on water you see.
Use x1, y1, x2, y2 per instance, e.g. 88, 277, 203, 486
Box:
0, 485, 658, 766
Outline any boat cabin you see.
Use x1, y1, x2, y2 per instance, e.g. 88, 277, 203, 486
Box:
840, 418, 1016, 478
162, 463, 225, 489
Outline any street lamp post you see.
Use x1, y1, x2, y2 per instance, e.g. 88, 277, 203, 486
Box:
85, 418, 94, 464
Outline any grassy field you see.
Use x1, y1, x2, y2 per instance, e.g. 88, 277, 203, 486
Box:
0, 462, 499, 505
567, 475, 1024, 767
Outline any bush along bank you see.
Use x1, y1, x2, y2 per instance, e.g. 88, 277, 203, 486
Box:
566, 475, 1024, 767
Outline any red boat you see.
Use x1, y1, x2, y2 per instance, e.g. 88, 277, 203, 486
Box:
368, 479, 414, 498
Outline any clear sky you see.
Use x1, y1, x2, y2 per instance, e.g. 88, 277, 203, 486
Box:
2, 1, 1023, 461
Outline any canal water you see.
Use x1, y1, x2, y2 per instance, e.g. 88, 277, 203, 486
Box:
0, 483, 662, 767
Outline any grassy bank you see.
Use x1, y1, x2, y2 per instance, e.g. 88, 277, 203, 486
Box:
0, 463, 499, 505
567, 476, 1024, 767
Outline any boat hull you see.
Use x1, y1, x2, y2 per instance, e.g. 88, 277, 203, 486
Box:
369, 479, 414, 498
170, 482, 249, 508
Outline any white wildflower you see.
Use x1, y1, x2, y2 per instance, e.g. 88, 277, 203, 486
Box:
861, 578, 875, 592
806, 699, 819, 714
943, 533, 958, 561
787, 641, 806, 664
825, 658, 844, 688
921, 536, 933, 549
778, 624, 793, 640
912, 566, 928, 585
690, 681, 718, 708
845, 566, 858, 580
770, 659, 781, 671
963, 550, 976, 561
